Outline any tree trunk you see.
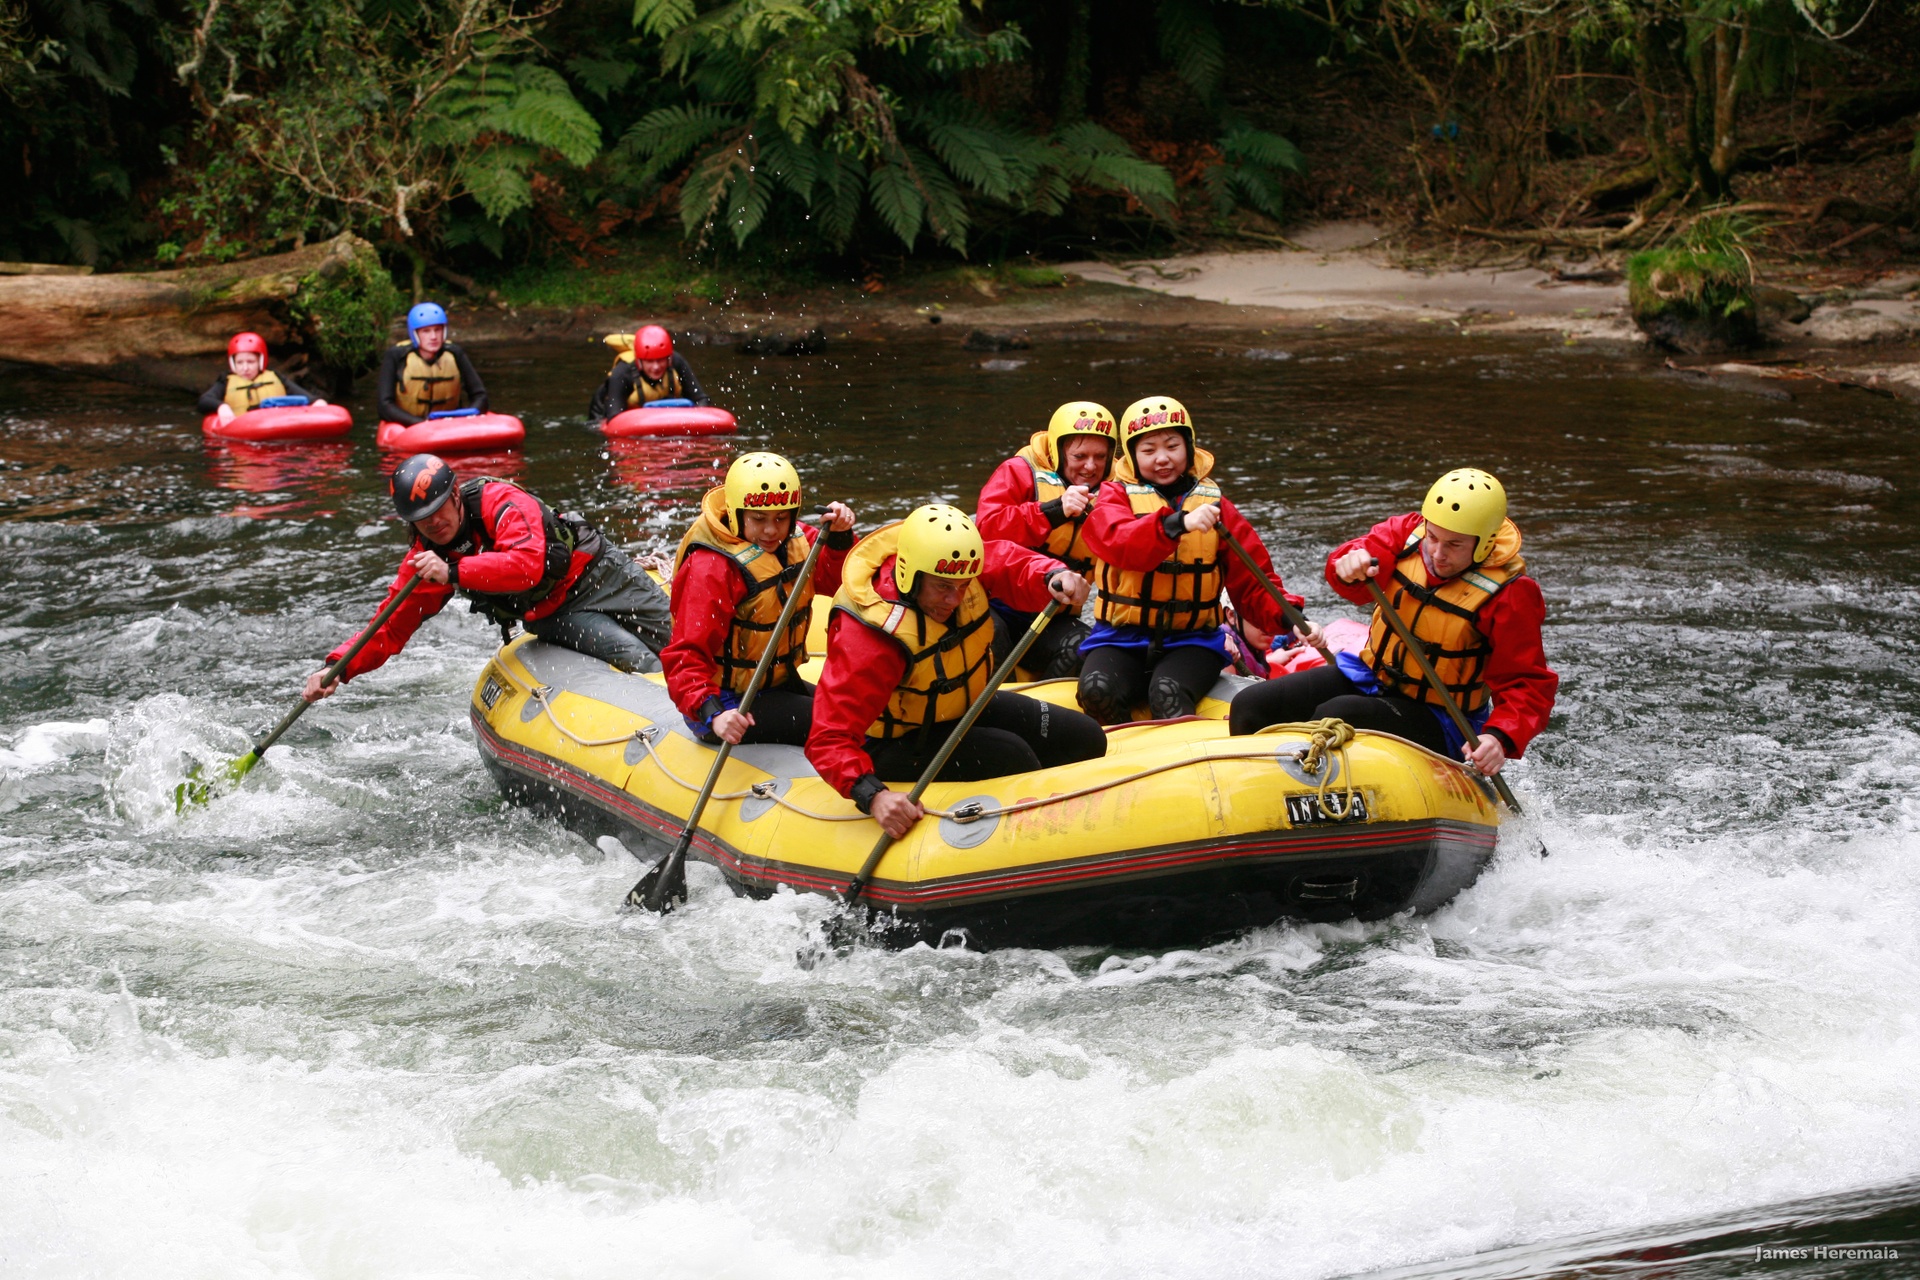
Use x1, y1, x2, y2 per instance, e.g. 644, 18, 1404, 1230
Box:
0, 233, 394, 392
1058, 0, 1092, 123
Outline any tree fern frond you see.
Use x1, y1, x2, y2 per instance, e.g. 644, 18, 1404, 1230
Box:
620, 103, 741, 178
816, 150, 863, 248
1157, 0, 1225, 101
1221, 125, 1305, 173
904, 143, 969, 252
919, 119, 1015, 200
632, 0, 697, 41
867, 160, 925, 249
759, 133, 820, 199
725, 169, 773, 246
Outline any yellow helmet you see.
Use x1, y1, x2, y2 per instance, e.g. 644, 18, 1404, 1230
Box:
724, 452, 802, 531
1045, 401, 1117, 474
1118, 395, 1195, 462
893, 504, 984, 597
1422, 468, 1508, 562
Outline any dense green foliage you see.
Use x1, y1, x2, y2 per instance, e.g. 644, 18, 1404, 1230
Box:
0, 0, 1911, 276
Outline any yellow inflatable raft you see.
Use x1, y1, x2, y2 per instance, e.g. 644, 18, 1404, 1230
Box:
469, 632, 1504, 948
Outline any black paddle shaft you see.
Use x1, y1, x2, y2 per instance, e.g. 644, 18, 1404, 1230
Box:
631, 510, 830, 913
1360, 563, 1524, 816
1215, 526, 1332, 659
255, 574, 424, 759
841, 598, 1066, 907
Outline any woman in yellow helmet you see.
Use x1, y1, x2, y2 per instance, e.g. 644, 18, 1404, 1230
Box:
973, 399, 1117, 677
807, 505, 1106, 839
660, 453, 856, 746
1076, 396, 1316, 724
1228, 469, 1559, 775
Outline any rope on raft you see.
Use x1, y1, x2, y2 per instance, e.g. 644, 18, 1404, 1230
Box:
492, 662, 1370, 826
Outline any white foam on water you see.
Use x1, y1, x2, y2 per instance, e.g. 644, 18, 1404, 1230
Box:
0, 719, 108, 772
2, 811, 1917, 1279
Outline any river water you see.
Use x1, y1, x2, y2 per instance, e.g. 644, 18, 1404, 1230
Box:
3, 329, 1918, 1277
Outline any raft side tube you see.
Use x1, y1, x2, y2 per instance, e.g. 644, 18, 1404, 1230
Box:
470, 637, 1503, 948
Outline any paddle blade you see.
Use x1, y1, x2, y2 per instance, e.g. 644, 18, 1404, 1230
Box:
623, 859, 685, 914
171, 751, 259, 813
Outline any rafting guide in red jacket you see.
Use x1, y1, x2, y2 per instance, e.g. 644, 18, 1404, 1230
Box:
301, 454, 671, 703
1228, 469, 1558, 774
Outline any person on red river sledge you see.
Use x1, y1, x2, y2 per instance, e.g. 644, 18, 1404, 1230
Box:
377, 302, 490, 426
1075, 395, 1320, 724
588, 324, 712, 424
661, 452, 857, 746
972, 399, 1116, 678
806, 505, 1107, 839
301, 454, 672, 703
196, 332, 326, 423
1228, 468, 1558, 776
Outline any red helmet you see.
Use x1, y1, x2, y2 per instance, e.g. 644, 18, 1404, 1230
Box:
228, 332, 268, 358
634, 325, 673, 361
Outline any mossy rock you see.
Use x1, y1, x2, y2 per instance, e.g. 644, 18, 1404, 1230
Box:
1626, 246, 1759, 354
287, 235, 404, 385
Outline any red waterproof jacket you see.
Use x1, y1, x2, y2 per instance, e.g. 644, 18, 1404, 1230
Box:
806, 540, 1062, 798
1081, 481, 1302, 636
326, 482, 591, 682
1326, 510, 1558, 756
975, 455, 1060, 549
661, 523, 850, 718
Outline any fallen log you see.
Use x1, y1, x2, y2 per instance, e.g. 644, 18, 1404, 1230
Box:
0, 233, 400, 393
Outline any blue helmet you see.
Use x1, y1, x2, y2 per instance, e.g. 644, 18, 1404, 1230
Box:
407, 301, 449, 341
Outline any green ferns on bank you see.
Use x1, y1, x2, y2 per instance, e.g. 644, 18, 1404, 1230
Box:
622, 0, 1179, 253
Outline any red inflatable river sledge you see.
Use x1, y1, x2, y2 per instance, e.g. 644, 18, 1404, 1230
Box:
377, 412, 526, 453
202, 403, 353, 443
603, 401, 736, 438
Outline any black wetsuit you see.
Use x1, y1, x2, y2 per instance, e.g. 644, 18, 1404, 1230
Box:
588, 353, 710, 422
377, 341, 490, 425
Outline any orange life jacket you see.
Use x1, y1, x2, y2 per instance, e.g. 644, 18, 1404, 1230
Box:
1093, 447, 1225, 634
1363, 519, 1526, 714
833, 522, 995, 740
673, 486, 813, 695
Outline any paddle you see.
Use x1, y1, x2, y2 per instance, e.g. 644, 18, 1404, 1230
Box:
625, 510, 830, 914
841, 598, 1067, 908
1216, 526, 1332, 661
173, 575, 422, 811
1359, 558, 1527, 818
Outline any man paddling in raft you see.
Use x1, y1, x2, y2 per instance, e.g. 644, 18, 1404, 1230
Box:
973, 400, 1116, 678
377, 302, 490, 426
1077, 395, 1318, 724
1228, 469, 1557, 775
588, 324, 712, 423
807, 505, 1108, 838
661, 452, 857, 746
197, 332, 326, 423
302, 454, 672, 703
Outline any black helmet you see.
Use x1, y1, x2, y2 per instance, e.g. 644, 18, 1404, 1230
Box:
392, 453, 456, 522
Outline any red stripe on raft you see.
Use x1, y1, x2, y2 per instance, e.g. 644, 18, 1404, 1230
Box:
472, 711, 1497, 911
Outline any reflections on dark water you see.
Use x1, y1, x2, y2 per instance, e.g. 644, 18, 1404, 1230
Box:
205, 439, 356, 519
